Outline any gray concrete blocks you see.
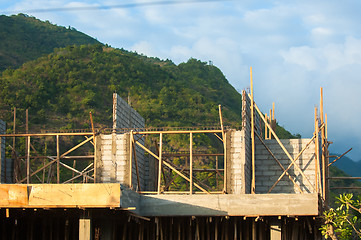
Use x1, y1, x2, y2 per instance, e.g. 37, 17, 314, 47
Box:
255, 139, 316, 194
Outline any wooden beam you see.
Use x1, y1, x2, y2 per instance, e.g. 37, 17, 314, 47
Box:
27, 136, 30, 184
250, 96, 316, 192
158, 133, 163, 194
254, 131, 303, 194
190, 132, 193, 195
135, 141, 209, 194
328, 148, 352, 167
19, 136, 94, 183
250, 67, 255, 194
314, 107, 319, 193
56, 135, 60, 183
132, 130, 223, 135
131, 132, 141, 191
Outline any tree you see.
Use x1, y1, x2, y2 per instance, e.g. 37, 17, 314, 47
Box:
321, 193, 361, 239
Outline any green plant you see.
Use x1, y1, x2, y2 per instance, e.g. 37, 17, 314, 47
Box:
321, 193, 361, 239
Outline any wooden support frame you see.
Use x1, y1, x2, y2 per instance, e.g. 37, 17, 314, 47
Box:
267, 134, 316, 193
218, 105, 227, 193
135, 140, 209, 194
254, 131, 304, 193
249, 95, 316, 193
19, 135, 94, 183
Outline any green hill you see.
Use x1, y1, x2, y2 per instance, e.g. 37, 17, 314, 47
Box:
0, 14, 100, 71
0, 15, 299, 138
0, 44, 243, 131
328, 165, 361, 207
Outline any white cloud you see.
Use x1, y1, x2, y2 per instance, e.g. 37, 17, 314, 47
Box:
3, 0, 361, 160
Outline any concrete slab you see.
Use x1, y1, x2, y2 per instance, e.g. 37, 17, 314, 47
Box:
140, 193, 319, 217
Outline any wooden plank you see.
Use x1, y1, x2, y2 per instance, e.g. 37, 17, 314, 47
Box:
0, 185, 28, 206
28, 184, 121, 207
0, 184, 121, 208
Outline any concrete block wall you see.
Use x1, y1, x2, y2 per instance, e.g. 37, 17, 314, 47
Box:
97, 134, 129, 184
96, 94, 149, 190
229, 130, 246, 194
255, 139, 316, 194
113, 93, 145, 130
241, 90, 262, 194
97, 133, 148, 191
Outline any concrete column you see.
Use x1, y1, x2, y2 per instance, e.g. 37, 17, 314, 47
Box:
270, 223, 281, 240
79, 217, 92, 240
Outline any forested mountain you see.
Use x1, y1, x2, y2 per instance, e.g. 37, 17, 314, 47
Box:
0, 14, 99, 71
0, 44, 242, 131
0, 14, 357, 194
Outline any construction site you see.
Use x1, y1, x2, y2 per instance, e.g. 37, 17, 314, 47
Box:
0, 72, 331, 240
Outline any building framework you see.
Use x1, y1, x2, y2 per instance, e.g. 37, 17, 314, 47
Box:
0, 76, 332, 239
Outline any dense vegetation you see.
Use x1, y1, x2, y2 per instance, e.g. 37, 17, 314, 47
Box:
0, 15, 310, 187
0, 14, 99, 71
328, 166, 361, 208
0, 44, 244, 131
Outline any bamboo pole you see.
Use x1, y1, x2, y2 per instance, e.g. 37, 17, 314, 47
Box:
19, 136, 94, 183
250, 67, 255, 194
315, 107, 319, 194
320, 87, 326, 200
129, 131, 133, 188
254, 131, 304, 193
131, 133, 141, 191
216, 156, 219, 189
190, 132, 193, 194
328, 148, 352, 167
265, 114, 268, 140
135, 141, 209, 193
267, 133, 317, 193
218, 105, 227, 193
27, 136, 30, 184
11, 107, 16, 182
251, 95, 316, 192
157, 133, 163, 194
89, 112, 97, 183
269, 109, 272, 139
56, 135, 60, 183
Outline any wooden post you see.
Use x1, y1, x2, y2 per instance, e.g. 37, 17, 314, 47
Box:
325, 113, 329, 206
129, 131, 133, 188
265, 114, 268, 140
216, 156, 219, 189
79, 218, 91, 240
11, 107, 16, 182
27, 136, 31, 184
12, 107, 16, 152
190, 132, 193, 194
218, 105, 227, 193
157, 133, 163, 194
56, 135, 60, 183
269, 109, 272, 139
90, 112, 97, 183
314, 107, 319, 194
131, 132, 141, 191
320, 88, 326, 200
250, 67, 256, 194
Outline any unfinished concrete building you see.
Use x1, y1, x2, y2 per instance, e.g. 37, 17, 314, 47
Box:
0, 87, 329, 239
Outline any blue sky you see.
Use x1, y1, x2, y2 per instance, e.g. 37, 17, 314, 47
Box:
2, 0, 361, 161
